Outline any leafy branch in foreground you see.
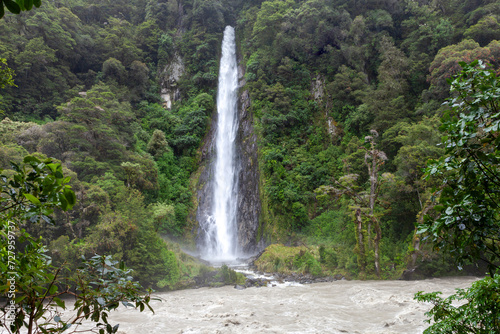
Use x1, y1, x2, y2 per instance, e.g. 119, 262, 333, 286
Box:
415, 60, 500, 333
0, 156, 155, 334
0, 0, 41, 19
418, 60, 500, 276
415, 274, 500, 334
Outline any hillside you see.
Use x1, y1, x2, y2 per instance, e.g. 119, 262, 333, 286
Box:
1, 0, 499, 284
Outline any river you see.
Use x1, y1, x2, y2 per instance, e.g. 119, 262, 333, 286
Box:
102, 276, 477, 334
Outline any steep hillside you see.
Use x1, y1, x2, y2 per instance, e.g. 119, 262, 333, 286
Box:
1, 0, 499, 282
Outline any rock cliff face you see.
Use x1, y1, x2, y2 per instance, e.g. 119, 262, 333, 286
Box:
160, 54, 184, 109
311, 75, 342, 141
194, 109, 216, 251
236, 86, 262, 254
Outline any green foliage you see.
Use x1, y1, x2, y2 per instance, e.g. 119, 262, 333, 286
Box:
1, 0, 498, 286
0, 157, 153, 333
150, 201, 175, 234
216, 264, 245, 285
0, 58, 15, 90
254, 244, 325, 276
415, 60, 500, 333
102, 57, 127, 84
464, 16, 500, 47
293, 250, 322, 276
428, 40, 500, 99
415, 274, 500, 334
0, 156, 76, 218
419, 60, 500, 275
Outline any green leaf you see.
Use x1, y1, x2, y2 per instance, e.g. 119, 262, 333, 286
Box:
434, 205, 444, 212
3, 0, 21, 14
14, 295, 26, 303
49, 284, 58, 295
33, 0, 40, 7
58, 192, 68, 210
14, 0, 23, 10
23, 156, 40, 163
24, 0, 33, 10
24, 193, 41, 205
0, 1, 5, 19
46, 163, 58, 173
122, 301, 134, 308
53, 297, 66, 309
63, 188, 76, 207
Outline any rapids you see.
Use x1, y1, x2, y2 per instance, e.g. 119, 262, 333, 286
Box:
100, 276, 477, 334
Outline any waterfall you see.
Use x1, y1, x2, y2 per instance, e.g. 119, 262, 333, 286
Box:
202, 26, 239, 261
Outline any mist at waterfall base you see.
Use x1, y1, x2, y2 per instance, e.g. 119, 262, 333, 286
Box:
199, 26, 241, 264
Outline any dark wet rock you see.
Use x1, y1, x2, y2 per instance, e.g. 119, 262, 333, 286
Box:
234, 284, 246, 290
268, 272, 341, 285
245, 278, 269, 288
236, 88, 262, 254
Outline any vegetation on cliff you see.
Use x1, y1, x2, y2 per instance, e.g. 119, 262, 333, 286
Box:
0, 0, 499, 290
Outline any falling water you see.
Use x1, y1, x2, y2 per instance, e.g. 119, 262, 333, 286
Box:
203, 26, 239, 261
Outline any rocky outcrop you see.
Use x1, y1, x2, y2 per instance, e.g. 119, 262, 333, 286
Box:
160, 54, 184, 109
311, 75, 342, 140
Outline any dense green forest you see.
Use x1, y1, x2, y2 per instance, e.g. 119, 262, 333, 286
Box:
1, 0, 499, 287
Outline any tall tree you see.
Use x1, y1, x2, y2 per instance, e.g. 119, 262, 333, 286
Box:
317, 131, 392, 277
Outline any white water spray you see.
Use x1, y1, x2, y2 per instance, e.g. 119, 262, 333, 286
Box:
203, 26, 239, 261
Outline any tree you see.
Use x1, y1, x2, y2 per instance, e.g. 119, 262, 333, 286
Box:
0, 58, 15, 89
147, 129, 169, 158
316, 131, 393, 277
464, 15, 500, 47
102, 57, 127, 84
0, 58, 15, 116
0, 156, 154, 333
428, 40, 500, 99
415, 60, 500, 333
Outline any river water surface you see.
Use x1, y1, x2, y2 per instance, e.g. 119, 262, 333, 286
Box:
104, 276, 477, 334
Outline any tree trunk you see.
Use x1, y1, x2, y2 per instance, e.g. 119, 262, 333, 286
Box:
355, 208, 366, 273
373, 217, 381, 277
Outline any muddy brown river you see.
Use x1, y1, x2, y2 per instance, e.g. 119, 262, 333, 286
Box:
96, 276, 477, 334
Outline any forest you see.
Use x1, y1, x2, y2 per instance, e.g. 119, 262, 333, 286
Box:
0, 0, 499, 291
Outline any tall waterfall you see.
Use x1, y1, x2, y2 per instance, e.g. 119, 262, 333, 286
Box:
202, 26, 239, 261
